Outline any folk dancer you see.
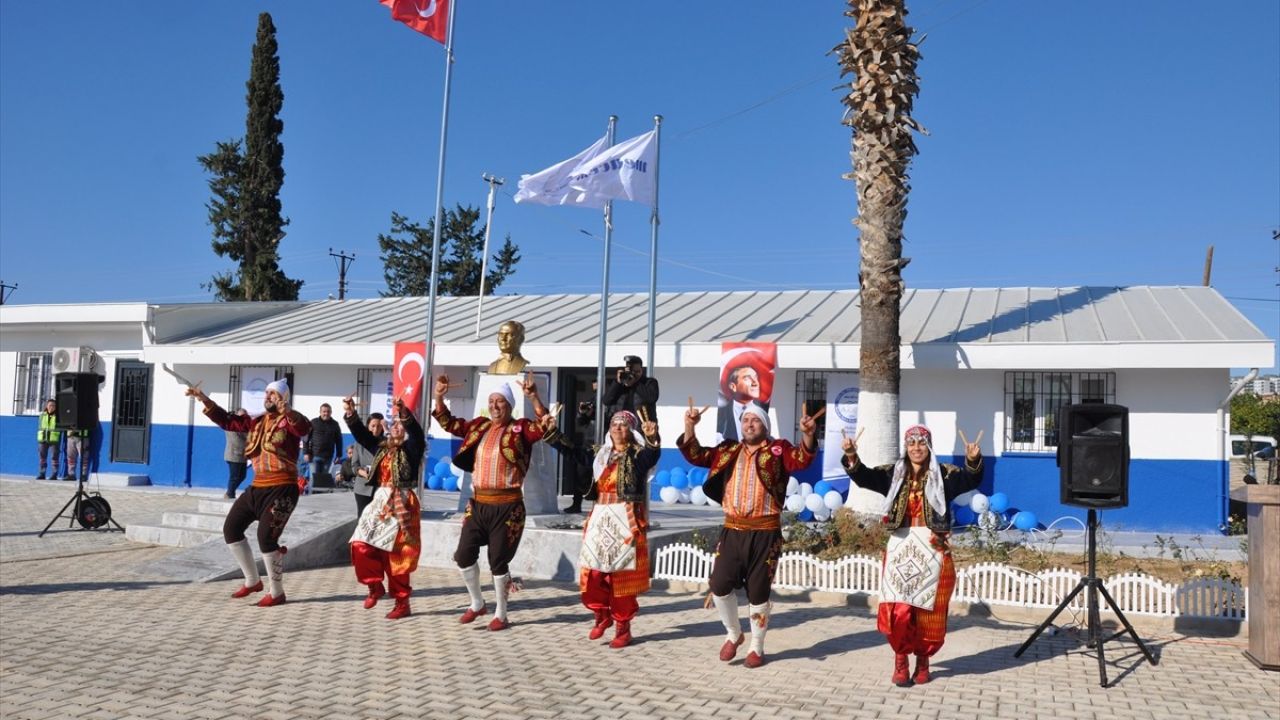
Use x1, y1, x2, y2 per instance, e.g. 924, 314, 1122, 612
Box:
432, 373, 547, 631
543, 409, 660, 648
679, 401, 817, 668
842, 424, 983, 686
188, 380, 310, 606
344, 396, 425, 620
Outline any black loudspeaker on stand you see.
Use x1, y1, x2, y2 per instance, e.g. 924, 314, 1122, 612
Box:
40, 372, 123, 537
1013, 403, 1157, 687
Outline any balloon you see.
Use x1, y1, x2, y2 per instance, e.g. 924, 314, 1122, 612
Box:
989, 492, 1010, 514
659, 486, 681, 504
826, 477, 851, 494
654, 470, 672, 488
670, 466, 687, 481
650, 485, 664, 502
434, 460, 451, 477
813, 505, 831, 521
689, 469, 706, 487
784, 494, 804, 513
823, 490, 843, 510
690, 486, 707, 505
1013, 511, 1039, 531
813, 480, 833, 497
786, 478, 800, 496
443, 476, 459, 492
804, 493, 825, 513
952, 504, 976, 526
798, 508, 814, 522
679, 490, 691, 504
969, 493, 990, 514
953, 489, 978, 508
671, 473, 690, 490
426, 475, 443, 490
799, 482, 814, 497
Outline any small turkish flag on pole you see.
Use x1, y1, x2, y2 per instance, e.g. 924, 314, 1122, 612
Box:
381, 0, 449, 44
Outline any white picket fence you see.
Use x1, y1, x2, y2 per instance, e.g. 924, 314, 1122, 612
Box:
652, 543, 1248, 620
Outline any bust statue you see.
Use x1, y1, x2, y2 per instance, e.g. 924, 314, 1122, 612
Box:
487, 319, 529, 374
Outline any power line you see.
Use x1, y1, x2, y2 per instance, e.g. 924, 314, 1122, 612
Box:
0, 280, 17, 305
328, 248, 355, 300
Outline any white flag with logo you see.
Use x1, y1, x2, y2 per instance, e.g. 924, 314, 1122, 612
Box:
514, 130, 658, 209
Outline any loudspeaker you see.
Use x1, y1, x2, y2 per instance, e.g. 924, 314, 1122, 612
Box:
55, 372, 100, 431
1057, 403, 1128, 509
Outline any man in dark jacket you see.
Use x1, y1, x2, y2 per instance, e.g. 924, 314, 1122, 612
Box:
602, 356, 659, 420
304, 403, 342, 490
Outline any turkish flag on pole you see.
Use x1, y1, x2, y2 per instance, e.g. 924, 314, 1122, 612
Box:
393, 342, 428, 416
380, 0, 449, 44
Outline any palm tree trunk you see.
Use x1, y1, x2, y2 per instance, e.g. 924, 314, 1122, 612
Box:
837, 0, 922, 484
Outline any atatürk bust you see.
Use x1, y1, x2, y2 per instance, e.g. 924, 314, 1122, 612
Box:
487, 319, 529, 374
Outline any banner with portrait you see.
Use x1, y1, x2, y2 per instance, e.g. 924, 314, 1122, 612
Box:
716, 342, 777, 443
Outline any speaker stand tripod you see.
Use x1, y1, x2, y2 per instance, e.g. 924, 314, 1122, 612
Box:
38, 475, 124, 537
1014, 508, 1158, 687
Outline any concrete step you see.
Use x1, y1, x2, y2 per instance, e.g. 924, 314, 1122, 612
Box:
91, 473, 151, 487
197, 499, 234, 515
125, 523, 221, 548
161, 511, 226, 532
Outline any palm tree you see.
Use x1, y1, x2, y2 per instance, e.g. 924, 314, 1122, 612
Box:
836, 0, 923, 484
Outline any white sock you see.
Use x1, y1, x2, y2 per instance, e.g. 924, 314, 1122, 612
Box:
263, 550, 284, 597
493, 573, 510, 621
227, 540, 260, 587
712, 592, 742, 642
748, 602, 771, 655
460, 564, 484, 611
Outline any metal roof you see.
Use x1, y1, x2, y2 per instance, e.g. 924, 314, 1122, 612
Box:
159, 286, 1269, 347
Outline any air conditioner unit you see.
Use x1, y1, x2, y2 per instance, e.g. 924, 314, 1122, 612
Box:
52, 346, 99, 374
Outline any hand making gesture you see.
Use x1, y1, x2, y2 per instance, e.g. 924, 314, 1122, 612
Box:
184, 383, 208, 403
798, 402, 825, 438
342, 394, 357, 417
840, 426, 865, 460
433, 374, 450, 401
683, 396, 710, 428
958, 429, 984, 464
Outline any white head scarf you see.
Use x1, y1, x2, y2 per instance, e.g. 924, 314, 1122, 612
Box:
265, 379, 290, 404
740, 403, 770, 435
489, 382, 516, 408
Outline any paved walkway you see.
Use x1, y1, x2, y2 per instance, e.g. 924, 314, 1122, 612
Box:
1, 479, 1277, 720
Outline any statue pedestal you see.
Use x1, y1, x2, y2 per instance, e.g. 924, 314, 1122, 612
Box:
1231, 484, 1280, 671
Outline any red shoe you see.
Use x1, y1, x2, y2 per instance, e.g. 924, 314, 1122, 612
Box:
363, 583, 385, 609
487, 617, 509, 632
609, 620, 632, 649
385, 600, 411, 620
912, 655, 930, 685
459, 605, 488, 624
588, 610, 613, 640
892, 653, 912, 687
718, 634, 745, 662
744, 651, 765, 668
231, 581, 264, 599
257, 593, 287, 607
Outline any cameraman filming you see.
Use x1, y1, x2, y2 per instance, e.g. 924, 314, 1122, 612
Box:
602, 355, 659, 420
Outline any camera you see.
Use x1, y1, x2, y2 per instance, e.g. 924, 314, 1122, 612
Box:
577, 401, 595, 418
618, 368, 635, 384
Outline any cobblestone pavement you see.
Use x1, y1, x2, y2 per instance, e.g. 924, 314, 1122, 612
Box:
2, 479, 1277, 720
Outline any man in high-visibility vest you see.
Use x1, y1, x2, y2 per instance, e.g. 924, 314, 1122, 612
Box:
64, 425, 92, 481
36, 399, 62, 480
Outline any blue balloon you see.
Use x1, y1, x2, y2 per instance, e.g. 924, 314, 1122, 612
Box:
654, 470, 672, 488
671, 473, 690, 490
1013, 511, 1038, 531
798, 508, 814, 522
952, 503, 977, 526
670, 466, 687, 480
688, 471, 705, 487
434, 460, 451, 477
443, 475, 459, 492
813, 480, 833, 497
989, 492, 1010, 514
426, 475, 443, 491
826, 477, 851, 494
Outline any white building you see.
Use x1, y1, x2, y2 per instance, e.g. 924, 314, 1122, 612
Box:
1, 286, 1272, 533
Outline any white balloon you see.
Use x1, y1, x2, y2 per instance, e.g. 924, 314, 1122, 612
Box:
690, 486, 707, 505
784, 494, 804, 513
786, 478, 800, 496
679, 490, 691, 504
823, 490, 843, 510
659, 486, 680, 505
953, 489, 978, 508
813, 505, 831, 521
804, 492, 824, 513
799, 482, 814, 497
969, 493, 990, 514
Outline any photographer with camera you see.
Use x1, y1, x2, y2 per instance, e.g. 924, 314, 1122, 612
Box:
602, 356, 659, 420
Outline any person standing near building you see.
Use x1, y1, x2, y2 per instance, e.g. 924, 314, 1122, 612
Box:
842, 424, 983, 687
432, 373, 547, 631
223, 409, 250, 499
351, 412, 385, 517
35, 399, 61, 480
344, 396, 424, 620
304, 403, 342, 491
679, 401, 817, 668
602, 355, 659, 419
62, 425, 92, 482
187, 380, 310, 607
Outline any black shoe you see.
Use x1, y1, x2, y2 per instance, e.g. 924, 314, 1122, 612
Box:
562, 505, 583, 514
60, 475, 73, 481
35, 473, 45, 480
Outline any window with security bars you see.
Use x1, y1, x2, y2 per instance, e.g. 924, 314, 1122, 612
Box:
794, 371, 829, 448
228, 366, 295, 410
356, 367, 393, 415
1005, 371, 1115, 452
12, 351, 53, 415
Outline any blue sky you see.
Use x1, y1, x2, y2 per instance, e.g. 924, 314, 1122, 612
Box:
1, 1, 1276, 371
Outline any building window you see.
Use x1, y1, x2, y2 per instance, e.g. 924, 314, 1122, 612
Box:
794, 371, 830, 448
12, 351, 53, 415
228, 366, 295, 411
356, 367, 393, 416
1004, 371, 1116, 453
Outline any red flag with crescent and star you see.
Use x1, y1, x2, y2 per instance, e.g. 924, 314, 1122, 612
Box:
393, 342, 428, 415
380, 0, 449, 44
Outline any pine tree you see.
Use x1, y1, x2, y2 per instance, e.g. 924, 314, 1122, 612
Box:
200, 12, 300, 301
378, 205, 521, 297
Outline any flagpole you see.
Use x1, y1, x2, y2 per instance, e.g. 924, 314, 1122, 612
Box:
422, 1, 458, 429
594, 115, 618, 445
645, 115, 662, 371
475, 173, 503, 338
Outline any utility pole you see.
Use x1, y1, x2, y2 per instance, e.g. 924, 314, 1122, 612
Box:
1202, 245, 1214, 286
474, 173, 504, 337
329, 248, 355, 300
0, 280, 16, 305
